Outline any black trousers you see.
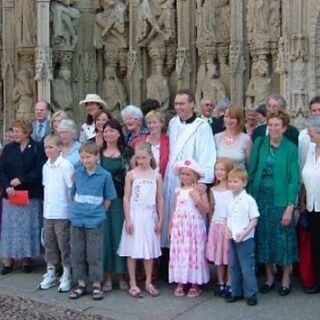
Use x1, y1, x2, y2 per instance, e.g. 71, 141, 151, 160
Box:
308, 211, 320, 287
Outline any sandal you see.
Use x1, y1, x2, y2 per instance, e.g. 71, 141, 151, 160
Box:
187, 287, 201, 298
92, 285, 104, 301
69, 285, 87, 299
119, 279, 129, 291
128, 286, 142, 298
174, 285, 185, 297
145, 283, 160, 297
102, 280, 113, 293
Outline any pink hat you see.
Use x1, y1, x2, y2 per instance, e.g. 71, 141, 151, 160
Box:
173, 159, 204, 177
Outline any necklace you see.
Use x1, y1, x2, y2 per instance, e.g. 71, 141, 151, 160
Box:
223, 133, 235, 144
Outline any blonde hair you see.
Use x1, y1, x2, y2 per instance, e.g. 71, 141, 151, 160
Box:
135, 141, 157, 169
79, 141, 99, 156
12, 119, 32, 136
226, 104, 245, 133
228, 167, 248, 183
214, 158, 235, 185
51, 110, 68, 124
44, 134, 63, 146
145, 110, 166, 125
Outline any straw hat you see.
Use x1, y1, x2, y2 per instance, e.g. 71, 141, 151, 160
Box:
173, 159, 204, 177
79, 94, 107, 108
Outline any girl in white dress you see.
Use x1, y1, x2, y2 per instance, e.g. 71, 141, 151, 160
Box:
118, 142, 163, 297
206, 158, 234, 297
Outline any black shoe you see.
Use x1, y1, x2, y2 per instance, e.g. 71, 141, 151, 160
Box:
22, 265, 33, 273
1, 265, 13, 275
259, 282, 275, 294
225, 295, 243, 303
246, 297, 258, 306
213, 284, 225, 297
279, 285, 291, 296
303, 286, 319, 294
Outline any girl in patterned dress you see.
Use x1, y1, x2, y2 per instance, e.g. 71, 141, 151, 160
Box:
206, 158, 234, 297
118, 142, 163, 298
169, 159, 210, 298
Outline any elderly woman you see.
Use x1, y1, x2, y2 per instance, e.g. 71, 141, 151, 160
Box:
89, 109, 112, 149
214, 104, 252, 168
0, 119, 46, 274
132, 110, 169, 177
56, 119, 81, 167
100, 119, 134, 292
301, 117, 320, 293
78, 94, 107, 143
245, 107, 258, 138
51, 110, 68, 135
121, 105, 148, 147
248, 110, 299, 296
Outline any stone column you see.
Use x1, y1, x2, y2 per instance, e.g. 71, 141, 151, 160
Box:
2, 0, 15, 129
35, 0, 52, 102
230, 0, 245, 103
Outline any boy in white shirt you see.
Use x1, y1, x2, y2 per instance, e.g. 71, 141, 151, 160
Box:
39, 135, 74, 292
225, 167, 259, 306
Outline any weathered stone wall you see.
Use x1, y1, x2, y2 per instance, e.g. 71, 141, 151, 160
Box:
1, 0, 319, 131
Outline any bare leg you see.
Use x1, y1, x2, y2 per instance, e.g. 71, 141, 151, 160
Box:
127, 257, 137, 289
265, 263, 274, 285
282, 265, 291, 287
217, 265, 225, 284
144, 259, 153, 286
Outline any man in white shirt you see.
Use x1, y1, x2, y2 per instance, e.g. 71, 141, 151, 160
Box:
31, 100, 51, 142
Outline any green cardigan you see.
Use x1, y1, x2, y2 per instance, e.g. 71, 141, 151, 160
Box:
248, 136, 300, 207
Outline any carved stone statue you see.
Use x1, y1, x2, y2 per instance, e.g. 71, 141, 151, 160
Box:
246, 58, 271, 106
197, 0, 230, 45
136, 0, 176, 46
94, 0, 127, 51
196, 60, 228, 104
16, 0, 35, 46
103, 66, 127, 120
146, 73, 170, 112
52, 65, 73, 111
12, 69, 34, 121
51, 0, 80, 49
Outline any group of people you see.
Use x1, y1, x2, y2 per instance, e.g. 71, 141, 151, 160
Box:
0, 90, 319, 306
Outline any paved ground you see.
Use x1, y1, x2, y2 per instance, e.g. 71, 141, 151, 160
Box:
0, 261, 320, 320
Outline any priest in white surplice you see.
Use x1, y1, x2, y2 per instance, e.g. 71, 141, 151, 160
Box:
162, 89, 216, 248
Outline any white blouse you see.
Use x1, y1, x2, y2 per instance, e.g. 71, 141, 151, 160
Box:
302, 144, 320, 212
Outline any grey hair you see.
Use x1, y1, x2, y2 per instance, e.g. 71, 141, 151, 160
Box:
121, 105, 143, 120
57, 119, 78, 140
306, 116, 320, 133
216, 98, 231, 111
266, 94, 287, 110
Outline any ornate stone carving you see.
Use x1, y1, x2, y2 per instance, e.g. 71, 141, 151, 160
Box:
94, 0, 127, 51
135, 0, 176, 47
246, 56, 271, 106
197, 0, 230, 46
35, 47, 53, 81
102, 65, 127, 120
16, 0, 35, 46
12, 68, 34, 121
176, 47, 191, 87
51, 0, 80, 50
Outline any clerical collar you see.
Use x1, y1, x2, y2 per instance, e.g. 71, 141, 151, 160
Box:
180, 113, 197, 124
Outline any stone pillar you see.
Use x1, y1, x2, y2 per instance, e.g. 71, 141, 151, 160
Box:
230, 0, 245, 103
35, 0, 52, 102
2, 0, 15, 129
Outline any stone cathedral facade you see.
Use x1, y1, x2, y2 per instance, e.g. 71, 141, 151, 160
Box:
0, 0, 319, 132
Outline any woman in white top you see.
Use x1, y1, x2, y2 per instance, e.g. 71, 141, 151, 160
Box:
214, 104, 252, 168
78, 94, 107, 143
301, 116, 320, 292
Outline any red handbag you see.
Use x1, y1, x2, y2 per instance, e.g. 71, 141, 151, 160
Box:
8, 190, 29, 205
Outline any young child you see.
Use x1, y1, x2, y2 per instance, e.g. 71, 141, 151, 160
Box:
206, 158, 234, 297
39, 134, 74, 292
69, 141, 117, 300
169, 159, 210, 298
118, 142, 163, 298
225, 167, 259, 306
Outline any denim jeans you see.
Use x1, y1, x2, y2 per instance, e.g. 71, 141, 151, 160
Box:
229, 238, 258, 298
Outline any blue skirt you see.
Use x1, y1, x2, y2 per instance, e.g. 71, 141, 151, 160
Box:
1, 199, 41, 258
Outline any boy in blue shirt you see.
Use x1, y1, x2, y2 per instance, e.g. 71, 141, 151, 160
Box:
69, 141, 116, 301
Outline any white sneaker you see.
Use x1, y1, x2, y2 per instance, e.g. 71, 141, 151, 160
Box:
58, 274, 71, 293
39, 272, 58, 290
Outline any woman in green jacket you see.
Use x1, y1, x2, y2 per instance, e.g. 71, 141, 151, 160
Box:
248, 110, 299, 296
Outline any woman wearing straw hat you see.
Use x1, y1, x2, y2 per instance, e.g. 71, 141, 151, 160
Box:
79, 94, 107, 143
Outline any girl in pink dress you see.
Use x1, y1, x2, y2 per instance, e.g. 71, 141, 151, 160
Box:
206, 158, 234, 297
169, 159, 210, 298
